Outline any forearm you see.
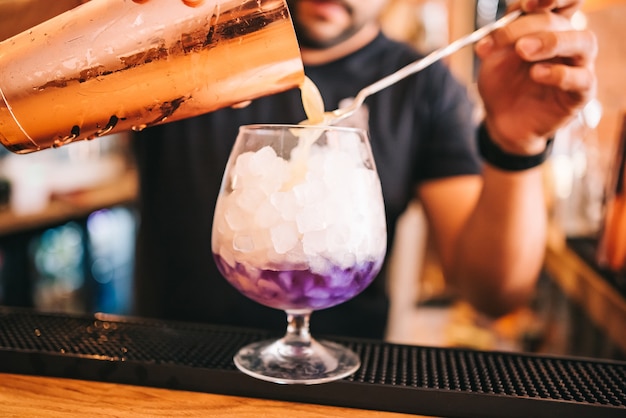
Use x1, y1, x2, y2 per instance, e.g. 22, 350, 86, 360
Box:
444, 0, 595, 317
449, 163, 547, 317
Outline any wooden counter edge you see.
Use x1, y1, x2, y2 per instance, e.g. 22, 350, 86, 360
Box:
0, 372, 422, 418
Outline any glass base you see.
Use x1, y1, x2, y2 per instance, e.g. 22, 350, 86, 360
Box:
234, 338, 360, 385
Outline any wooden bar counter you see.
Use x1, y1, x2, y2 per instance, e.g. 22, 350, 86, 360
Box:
0, 372, 420, 417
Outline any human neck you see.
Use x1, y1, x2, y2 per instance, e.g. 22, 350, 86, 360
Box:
300, 23, 380, 66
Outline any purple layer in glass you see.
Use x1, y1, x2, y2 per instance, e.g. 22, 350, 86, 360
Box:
213, 253, 382, 311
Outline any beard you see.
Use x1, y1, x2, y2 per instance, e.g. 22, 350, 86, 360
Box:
294, 21, 363, 49
288, 0, 362, 49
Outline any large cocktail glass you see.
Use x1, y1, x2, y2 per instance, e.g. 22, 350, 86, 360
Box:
212, 124, 387, 384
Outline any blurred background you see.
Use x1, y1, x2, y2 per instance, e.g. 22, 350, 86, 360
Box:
0, 0, 624, 361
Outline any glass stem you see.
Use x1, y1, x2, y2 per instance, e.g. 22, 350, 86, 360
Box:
279, 310, 314, 358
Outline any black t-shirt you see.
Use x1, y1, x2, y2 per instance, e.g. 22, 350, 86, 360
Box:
131, 33, 481, 339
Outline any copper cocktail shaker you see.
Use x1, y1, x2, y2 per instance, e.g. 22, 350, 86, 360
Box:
0, 0, 304, 153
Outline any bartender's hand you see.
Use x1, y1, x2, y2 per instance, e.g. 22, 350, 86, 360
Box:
132, 0, 205, 5
475, 0, 597, 155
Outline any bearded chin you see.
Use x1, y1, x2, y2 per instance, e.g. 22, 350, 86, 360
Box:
293, 23, 361, 50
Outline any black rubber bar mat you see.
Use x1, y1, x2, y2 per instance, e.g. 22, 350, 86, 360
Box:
0, 307, 624, 417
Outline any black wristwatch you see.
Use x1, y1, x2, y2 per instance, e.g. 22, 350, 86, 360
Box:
477, 123, 554, 171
